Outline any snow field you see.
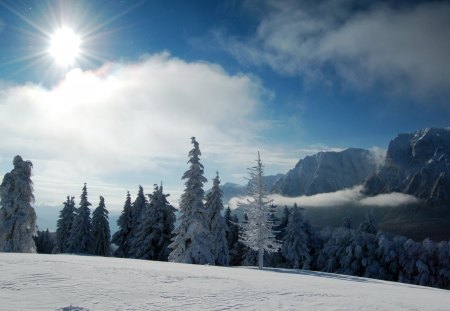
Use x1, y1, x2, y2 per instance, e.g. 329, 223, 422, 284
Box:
1, 253, 450, 310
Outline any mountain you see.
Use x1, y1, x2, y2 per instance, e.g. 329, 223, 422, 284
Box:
216, 182, 246, 204
363, 128, 450, 205
272, 148, 377, 196
2, 253, 450, 310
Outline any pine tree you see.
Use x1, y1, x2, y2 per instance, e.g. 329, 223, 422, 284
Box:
34, 229, 55, 254
91, 196, 111, 256
271, 206, 289, 267
225, 210, 245, 266
343, 216, 352, 229
158, 184, 177, 261
239, 152, 280, 269
0, 155, 37, 253
134, 184, 176, 261
168, 137, 214, 265
359, 210, 377, 234
67, 183, 92, 254
205, 172, 229, 266
54, 196, 76, 253
128, 185, 147, 257
281, 204, 310, 269
111, 191, 134, 257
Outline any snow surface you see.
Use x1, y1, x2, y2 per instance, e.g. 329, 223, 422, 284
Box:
1, 253, 449, 310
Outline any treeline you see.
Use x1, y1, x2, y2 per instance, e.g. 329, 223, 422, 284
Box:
225, 206, 450, 290
53, 183, 176, 260
44, 137, 450, 290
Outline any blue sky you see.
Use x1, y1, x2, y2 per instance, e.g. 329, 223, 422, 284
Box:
0, 0, 449, 213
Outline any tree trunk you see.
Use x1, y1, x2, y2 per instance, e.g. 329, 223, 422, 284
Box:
258, 247, 264, 269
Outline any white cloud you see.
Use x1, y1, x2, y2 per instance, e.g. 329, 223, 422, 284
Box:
219, 0, 450, 98
227, 185, 418, 209
0, 52, 296, 210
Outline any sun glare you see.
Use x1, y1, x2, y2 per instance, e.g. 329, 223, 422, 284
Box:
49, 27, 81, 66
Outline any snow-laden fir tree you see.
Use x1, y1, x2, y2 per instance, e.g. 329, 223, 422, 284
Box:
91, 196, 111, 256
67, 183, 92, 254
128, 185, 147, 258
111, 191, 133, 257
239, 151, 280, 269
281, 203, 310, 269
54, 196, 76, 253
0, 155, 37, 253
134, 184, 176, 261
205, 172, 229, 266
168, 137, 214, 264
155, 183, 176, 261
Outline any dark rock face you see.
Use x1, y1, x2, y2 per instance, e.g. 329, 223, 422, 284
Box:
272, 148, 377, 196
363, 128, 450, 205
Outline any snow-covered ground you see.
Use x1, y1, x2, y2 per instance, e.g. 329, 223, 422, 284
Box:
1, 253, 449, 310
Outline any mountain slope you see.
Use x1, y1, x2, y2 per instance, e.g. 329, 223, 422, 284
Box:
272, 148, 377, 196
364, 128, 450, 205
1, 253, 450, 310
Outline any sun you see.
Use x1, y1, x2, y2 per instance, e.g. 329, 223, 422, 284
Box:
49, 27, 81, 66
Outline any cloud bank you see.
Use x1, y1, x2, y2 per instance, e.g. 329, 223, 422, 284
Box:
228, 186, 418, 209
219, 0, 450, 98
0, 53, 298, 208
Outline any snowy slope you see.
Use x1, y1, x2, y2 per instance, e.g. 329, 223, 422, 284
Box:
1, 254, 449, 310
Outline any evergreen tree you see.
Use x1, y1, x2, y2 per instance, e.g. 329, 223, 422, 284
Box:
169, 137, 214, 264
359, 210, 377, 234
0, 155, 37, 253
343, 217, 352, 229
158, 184, 177, 261
54, 196, 76, 253
111, 192, 133, 257
282, 204, 310, 269
134, 184, 176, 261
225, 211, 245, 266
67, 183, 92, 254
239, 152, 280, 269
132, 186, 156, 259
272, 206, 290, 267
91, 196, 111, 256
205, 172, 229, 266
128, 185, 147, 257
34, 229, 55, 254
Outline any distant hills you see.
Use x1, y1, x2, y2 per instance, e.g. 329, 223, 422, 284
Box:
220, 127, 450, 240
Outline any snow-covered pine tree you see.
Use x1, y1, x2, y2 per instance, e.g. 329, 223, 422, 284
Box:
133, 185, 158, 260
128, 185, 147, 258
134, 184, 176, 261
157, 184, 176, 261
0, 155, 37, 253
281, 203, 310, 269
67, 183, 92, 254
54, 196, 76, 253
111, 191, 134, 257
239, 152, 280, 269
205, 172, 229, 266
168, 137, 214, 265
91, 196, 111, 256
